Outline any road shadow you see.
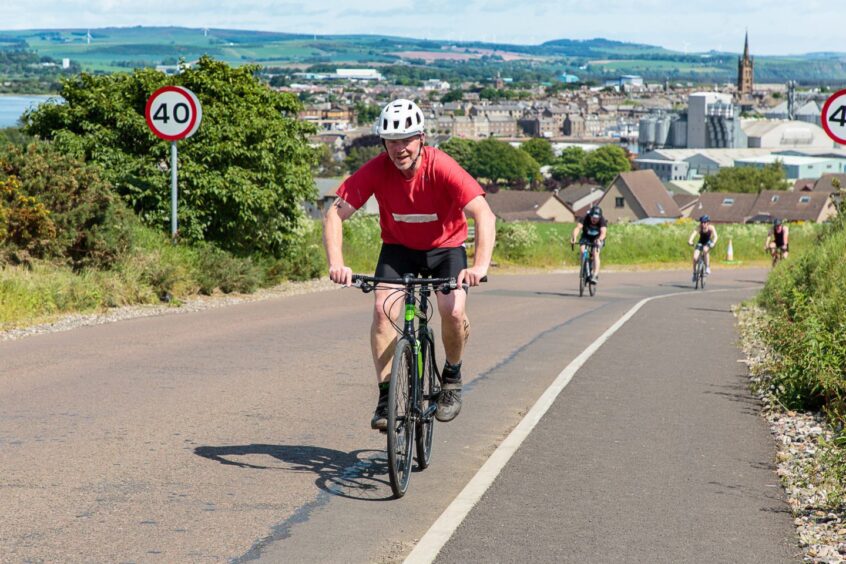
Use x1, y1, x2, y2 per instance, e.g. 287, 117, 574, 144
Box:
737, 279, 766, 285
659, 283, 697, 290
688, 306, 732, 314
194, 444, 393, 501
534, 291, 581, 298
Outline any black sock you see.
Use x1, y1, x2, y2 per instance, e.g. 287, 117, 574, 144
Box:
443, 361, 462, 383
378, 382, 389, 402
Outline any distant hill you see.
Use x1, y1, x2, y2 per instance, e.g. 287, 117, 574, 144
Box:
1, 26, 845, 85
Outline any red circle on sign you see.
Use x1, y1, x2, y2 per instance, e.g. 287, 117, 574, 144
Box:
820, 88, 846, 145
145, 86, 199, 141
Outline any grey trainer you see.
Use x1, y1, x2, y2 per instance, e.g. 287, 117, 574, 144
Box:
436, 381, 462, 422
371, 397, 388, 431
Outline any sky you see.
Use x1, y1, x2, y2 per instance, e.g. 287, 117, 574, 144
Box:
1, 0, 840, 56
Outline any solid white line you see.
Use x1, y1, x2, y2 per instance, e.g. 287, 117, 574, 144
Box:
404, 288, 717, 564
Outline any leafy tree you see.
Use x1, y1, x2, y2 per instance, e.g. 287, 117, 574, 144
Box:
551, 146, 586, 181
438, 137, 475, 170
345, 145, 383, 174
314, 144, 347, 177
702, 162, 788, 193
520, 137, 555, 167
23, 56, 317, 258
469, 138, 540, 186
354, 102, 381, 126
583, 145, 631, 185
440, 89, 463, 103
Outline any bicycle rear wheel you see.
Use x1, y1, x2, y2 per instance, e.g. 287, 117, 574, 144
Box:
695, 260, 703, 290
415, 328, 437, 470
387, 338, 415, 498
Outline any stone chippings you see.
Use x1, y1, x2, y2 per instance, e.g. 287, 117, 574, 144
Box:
0, 278, 337, 342
736, 305, 846, 564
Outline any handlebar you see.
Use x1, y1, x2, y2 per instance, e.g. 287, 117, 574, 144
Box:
351, 274, 487, 294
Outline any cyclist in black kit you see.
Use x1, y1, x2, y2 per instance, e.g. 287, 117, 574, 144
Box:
570, 205, 607, 283
688, 215, 718, 282
765, 218, 789, 266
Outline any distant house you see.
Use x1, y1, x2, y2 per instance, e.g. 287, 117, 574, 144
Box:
813, 173, 846, 193
673, 193, 700, 218
557, 183, 604, 213
688, 192, 758, 224
748, 190, 838, 223
485, 190, 575, 222
598, 170, 681, 222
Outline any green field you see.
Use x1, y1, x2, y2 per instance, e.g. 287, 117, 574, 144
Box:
2, 26, 845, 83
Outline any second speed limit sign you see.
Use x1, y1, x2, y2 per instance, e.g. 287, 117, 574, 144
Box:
821, 88, 846, 145
145, 86, 202, 141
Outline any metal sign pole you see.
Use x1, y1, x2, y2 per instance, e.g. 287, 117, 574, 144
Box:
171, 140, 178, 243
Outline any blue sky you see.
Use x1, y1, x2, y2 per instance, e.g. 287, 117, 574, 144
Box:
0, 0, 838, 56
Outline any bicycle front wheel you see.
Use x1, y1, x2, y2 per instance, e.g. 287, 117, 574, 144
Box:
387, 338, 415, 498
579, 255, 586, 297
415, 328, 437, 470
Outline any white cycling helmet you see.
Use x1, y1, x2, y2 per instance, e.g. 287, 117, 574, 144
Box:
377, 99, 425, 140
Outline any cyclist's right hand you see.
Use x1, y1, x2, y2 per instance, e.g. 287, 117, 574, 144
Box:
329, 264, 353, 286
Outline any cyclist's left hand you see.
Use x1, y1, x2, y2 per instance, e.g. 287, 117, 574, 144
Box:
458, 266, 487, 288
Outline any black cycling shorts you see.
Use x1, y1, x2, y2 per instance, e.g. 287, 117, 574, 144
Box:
375, 244, 467, 280
579, 237, 604, 251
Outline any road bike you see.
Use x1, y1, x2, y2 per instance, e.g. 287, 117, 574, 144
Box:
767, 244, 787, 268
573, 241, 600, 297
352, 274, 459, 498
693, 246, 708, 290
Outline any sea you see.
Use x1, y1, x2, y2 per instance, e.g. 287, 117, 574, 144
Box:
0, 95, 55, 128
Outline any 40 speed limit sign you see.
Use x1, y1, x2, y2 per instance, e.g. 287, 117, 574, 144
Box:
145, 86, 202, 141
821, 88, 846, 145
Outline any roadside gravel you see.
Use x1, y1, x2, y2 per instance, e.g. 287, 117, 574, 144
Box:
737, 305, 846, 564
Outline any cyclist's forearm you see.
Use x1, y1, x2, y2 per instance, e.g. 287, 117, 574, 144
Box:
471, 211, 496, 270
323, 208, 346, 267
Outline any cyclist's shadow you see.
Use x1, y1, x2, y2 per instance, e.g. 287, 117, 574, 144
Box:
194, 444, 392, 501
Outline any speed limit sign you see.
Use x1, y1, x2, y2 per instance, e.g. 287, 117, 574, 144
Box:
145, 86, 202, 141
821, 88, 846, 145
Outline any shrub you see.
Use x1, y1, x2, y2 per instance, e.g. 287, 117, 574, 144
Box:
496, 221, 539, 261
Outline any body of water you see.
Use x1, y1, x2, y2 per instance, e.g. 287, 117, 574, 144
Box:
0, 95, 55, 128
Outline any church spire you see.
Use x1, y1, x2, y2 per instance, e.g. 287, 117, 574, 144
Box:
743, 30, 749, 59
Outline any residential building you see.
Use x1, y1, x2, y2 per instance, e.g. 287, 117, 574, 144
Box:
634, 158, 690, 182
749, 190, 838, 223
689, 192, 758, 223
598, 170, 682, 222
485, 190, 574, 222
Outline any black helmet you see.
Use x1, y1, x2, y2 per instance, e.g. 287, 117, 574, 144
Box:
588, 205, 603, 218
699, 215, 710, 223
773, 217, 782, 226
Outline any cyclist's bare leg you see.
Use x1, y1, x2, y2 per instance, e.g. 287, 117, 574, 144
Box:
593, 247, 601, 277
703, 247, 711, 271
371, 285, 404, 383
692, 248, 701, 270
436, 288, 467, 365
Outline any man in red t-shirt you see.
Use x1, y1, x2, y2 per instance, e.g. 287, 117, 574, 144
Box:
323, 98, 496, 431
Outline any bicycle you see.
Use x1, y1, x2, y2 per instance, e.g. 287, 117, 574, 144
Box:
692, 246, 708, 290
572, 240, 599, 297
351, 273, 462, 498
767, 244, 787, 268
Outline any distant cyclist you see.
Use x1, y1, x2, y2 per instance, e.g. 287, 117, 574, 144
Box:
570, 205, 607, 283
323, 98, 496, 431
688, 215, 718, 282
764, 218, 789, 266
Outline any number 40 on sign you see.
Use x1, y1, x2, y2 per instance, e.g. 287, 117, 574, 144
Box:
145, 86, 203, 242
821, 88, 846, 146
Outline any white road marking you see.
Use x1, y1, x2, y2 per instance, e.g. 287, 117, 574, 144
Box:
404, 288, 734, 564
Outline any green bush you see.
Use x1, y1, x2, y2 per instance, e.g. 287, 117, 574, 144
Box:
757, 218, 846, 424
0, 141, 135, 269
496, 221, 539, 261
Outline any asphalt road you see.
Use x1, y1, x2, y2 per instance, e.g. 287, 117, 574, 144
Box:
0, 268, 798, 563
